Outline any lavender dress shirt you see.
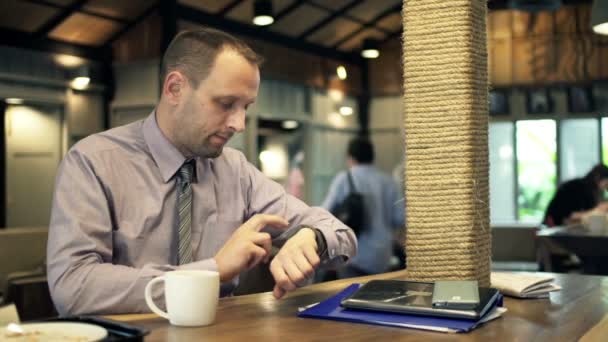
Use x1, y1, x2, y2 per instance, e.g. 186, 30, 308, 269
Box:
47, 112, 357, 315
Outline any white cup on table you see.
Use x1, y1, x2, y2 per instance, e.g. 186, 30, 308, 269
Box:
145, 270, 220, 327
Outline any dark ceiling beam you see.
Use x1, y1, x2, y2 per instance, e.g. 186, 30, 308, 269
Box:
298, 0, 364, 40
378, 28, 401, 46
104, 3, 159, 46
331, 3, 401, 50
23, 0, 128, 24
303, 0, 391, 34
488, 0, 592, 11
177, 3, 362, 64
160, 0, 177, 53
0, 27, 110, 61
35, 0, 88, 38
272, 0, 306, 22
218, 0, 247, 16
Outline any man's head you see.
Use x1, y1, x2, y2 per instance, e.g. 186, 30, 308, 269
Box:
347, 137, 374, 166
158, 28, 263, 158
586, 163, 608, 191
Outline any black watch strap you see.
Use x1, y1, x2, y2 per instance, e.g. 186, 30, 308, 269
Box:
312, 228, 328, 258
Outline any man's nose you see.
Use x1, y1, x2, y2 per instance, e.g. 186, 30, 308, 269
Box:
227, 109, 246, 133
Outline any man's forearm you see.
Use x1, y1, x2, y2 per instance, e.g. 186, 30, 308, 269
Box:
48, 258, 219, 315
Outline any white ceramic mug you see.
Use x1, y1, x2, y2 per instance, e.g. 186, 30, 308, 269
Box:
144, 270, 220, 327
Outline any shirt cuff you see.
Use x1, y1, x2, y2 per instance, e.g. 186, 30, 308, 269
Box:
310, 225, 349, 264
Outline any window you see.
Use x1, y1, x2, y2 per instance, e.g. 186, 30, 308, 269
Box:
516, 120, 556, 223
489, 122, 515, 223
602, 118, 608, 165
560, 119, 599, 181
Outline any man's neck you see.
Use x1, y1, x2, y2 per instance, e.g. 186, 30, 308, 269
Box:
155, 103, 191, 158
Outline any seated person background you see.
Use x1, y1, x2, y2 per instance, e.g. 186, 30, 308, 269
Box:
543, 163, 608, 227
47, 28, 356, 315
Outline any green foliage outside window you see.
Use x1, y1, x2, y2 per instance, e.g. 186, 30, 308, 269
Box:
516, 120, 556, 223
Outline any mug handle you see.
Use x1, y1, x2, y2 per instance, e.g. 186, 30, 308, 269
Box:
145, 275, 169, 319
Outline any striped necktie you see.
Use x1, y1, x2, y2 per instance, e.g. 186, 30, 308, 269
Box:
176, 160, 194, 265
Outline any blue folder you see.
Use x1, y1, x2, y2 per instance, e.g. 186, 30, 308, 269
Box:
298, 284, 503, 333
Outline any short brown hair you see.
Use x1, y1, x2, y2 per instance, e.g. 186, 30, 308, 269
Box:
160, 28, 263, 88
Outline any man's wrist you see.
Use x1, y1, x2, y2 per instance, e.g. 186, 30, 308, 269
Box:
305, 227, 328, 258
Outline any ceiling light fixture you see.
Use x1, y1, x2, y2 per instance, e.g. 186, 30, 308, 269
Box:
336, 65, 347, 80
281, 120, 299, 129
361, 39, 380, 59
592, 0, 608, 35
5, 98, 24, 105
253, 0, 274, 26
339, 106, 354, 116
71, 65, 90, 90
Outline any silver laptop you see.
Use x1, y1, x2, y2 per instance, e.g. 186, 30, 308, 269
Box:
340, 280, 500, 320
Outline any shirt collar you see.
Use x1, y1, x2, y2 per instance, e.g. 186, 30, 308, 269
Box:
143, 111, 188, 183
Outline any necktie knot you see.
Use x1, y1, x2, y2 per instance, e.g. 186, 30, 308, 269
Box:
178, 160, 195, 184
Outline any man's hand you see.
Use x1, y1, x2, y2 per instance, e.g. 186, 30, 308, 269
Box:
214, 214, 289, 283
270, 227, 321, 299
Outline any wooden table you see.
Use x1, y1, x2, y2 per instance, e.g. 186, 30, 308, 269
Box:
109, 271, 608, 341
537, 225, 608, 274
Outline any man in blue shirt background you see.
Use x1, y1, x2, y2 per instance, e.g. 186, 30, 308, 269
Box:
322, 138, 405, 278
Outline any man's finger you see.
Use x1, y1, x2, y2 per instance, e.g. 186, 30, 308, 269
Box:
273, 285, 286, 299
246, 214, 289, 232
293, 252, 315, 280
282, 259, 305, 289
247, 245, 268, 269
302, 245, 321, 269
252, 232, 272, 261
270, 260, 297, 292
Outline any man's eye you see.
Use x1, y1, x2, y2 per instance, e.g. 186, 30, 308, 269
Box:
220, 102, 234, 110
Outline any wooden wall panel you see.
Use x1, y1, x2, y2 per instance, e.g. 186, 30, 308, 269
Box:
112, 11, 161, 63
600, 36, 608, 79
554, 6, 578, 34
490, 38, 512, 85
511, 38, 534, 84
369, 38, 402, 96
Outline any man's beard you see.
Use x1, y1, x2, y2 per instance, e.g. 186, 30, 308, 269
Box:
195, 136, 225, 158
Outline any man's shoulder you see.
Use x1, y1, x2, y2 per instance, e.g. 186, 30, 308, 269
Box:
71, 121, 145, 157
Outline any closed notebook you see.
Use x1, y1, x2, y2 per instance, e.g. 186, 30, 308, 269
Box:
340, 280, 500, 320
298, 283, 504, 333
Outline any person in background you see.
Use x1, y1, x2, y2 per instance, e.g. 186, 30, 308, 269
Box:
47, 28, 356, 315
543, 163, 608, 227
322, 138, 404, 278
285, 151, 305, 200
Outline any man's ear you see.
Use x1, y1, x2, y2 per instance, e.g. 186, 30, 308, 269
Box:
163, 71, 187, 105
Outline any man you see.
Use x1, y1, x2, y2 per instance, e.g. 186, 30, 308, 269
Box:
543, 163, 608, 226
323, 138, 404, 278
47, 28, 357, 315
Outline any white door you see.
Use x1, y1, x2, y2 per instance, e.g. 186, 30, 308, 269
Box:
5, 104, 62, 227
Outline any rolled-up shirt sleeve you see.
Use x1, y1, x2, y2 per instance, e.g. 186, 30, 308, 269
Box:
240, 156, 357, 266
46, 150, 218, 316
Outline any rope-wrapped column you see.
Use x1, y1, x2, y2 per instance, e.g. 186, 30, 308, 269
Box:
402, 0, 491, 286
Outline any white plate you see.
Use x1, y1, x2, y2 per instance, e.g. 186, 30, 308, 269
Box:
2, 322, 108, 341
